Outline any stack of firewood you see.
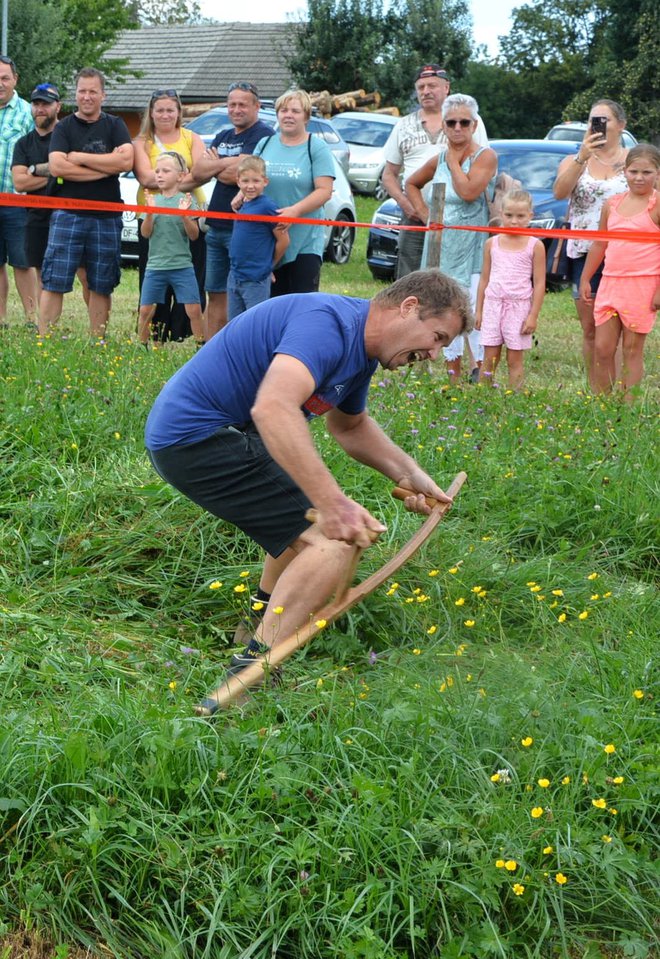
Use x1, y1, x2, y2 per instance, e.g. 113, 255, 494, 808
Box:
310, 89, 399, 117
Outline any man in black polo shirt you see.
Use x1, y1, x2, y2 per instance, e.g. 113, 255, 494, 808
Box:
38, 67, 133, 337
11, 83, 61, 280
192, 81, 274, 337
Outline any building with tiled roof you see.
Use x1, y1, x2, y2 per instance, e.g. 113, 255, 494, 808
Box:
104, 22, 297, 133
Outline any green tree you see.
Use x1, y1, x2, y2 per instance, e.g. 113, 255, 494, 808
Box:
133, 0, 203, 25
566, 0, 659, 141
8, 0, 136, 99
287, 0, 472, 109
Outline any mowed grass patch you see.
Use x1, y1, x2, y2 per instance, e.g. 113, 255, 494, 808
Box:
0, 215, 658, 958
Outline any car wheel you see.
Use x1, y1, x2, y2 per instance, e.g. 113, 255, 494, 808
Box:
326, 214, 355, 264
374, 175, 388, 201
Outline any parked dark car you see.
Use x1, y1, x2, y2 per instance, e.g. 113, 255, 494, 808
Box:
366, 139, 581, 281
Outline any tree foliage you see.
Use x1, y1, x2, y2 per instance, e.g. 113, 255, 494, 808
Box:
287, 0, 473, 110
9, 0, 136, 99
132, 0, 203, 25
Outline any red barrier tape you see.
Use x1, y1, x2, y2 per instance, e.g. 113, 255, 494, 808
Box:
1, 192, 658, 244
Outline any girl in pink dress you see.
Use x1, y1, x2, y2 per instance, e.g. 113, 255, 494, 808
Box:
580, 144, 660, 398
475, 190, 546, 389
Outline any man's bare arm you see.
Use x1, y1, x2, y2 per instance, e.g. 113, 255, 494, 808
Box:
66, 143, 134, 175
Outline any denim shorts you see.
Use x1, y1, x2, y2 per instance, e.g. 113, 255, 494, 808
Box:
41, 211, 121, 296
141, 267, 200, 306
205, 227, 232, 293
570, 254, 603, 301
227, 271, 271, 320
148, 424, 312, 557
0, 206, 30, 269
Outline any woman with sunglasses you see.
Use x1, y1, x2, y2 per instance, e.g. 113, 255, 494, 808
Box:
406, 94, 497, 381
133, 89, 207, 342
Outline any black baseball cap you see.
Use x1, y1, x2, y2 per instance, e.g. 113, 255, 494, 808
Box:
414, 65, 450, 82
30, 83, 61, 103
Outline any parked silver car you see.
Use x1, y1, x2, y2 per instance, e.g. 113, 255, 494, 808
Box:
330, 111, 399, 198
546, 121, 637, 149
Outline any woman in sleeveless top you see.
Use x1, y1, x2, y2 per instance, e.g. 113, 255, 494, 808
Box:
406, 94, 497, 381
553, 99, 629, 389
133, 90, 207, 342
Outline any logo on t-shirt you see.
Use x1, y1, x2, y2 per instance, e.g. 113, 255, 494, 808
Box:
304, 393, 333, 416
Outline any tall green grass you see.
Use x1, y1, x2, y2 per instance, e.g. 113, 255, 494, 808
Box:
0, 206, 658, 958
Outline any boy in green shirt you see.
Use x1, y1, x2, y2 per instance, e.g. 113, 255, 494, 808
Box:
139, 151, 206, 347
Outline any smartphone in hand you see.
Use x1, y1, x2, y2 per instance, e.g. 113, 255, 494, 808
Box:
590, 116, 608, 141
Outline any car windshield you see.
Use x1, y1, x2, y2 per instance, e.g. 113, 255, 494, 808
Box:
332, 118, 392, 147
498, 152, 565, 191
549, 127, 583, 142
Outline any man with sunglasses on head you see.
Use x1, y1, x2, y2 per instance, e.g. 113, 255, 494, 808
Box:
192, 81, 274, 338
0, 55, 39, 328
381, 65, 488, 279
39, 67, 133, 338
12, 84, 62, 284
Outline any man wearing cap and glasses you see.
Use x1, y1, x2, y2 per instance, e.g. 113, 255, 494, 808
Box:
192, 81, 274, 337
12, 84, 62, 282
38, 67, 133, 338
382, 65, 488, 279
0, 55, 39, 328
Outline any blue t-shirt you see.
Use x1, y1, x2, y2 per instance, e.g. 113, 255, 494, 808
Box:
229, 193, 279, 281
145, 293, 377, 451
207, 119, 275, 231
254, 135, 335, 263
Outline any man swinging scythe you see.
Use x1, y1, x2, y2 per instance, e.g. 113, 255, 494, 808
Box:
144, 270, 470, 712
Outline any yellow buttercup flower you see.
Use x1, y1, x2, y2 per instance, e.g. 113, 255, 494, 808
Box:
252, 601, 264, 611
521, 737, 533, 747
561, 776, 571, 785
551, 589, 563, 596
412, 648, 421, 655
455, 597, 465, 606
427, 625, 437, 635
538, 778, 550, 788
543, 845, 553, 854
464, 620, 475, 627
632, 689, 644, 699
587, 572, 598, 580
531, 807, 544, 819
274, 606, 284, 614
592, 798, 607, 809
490, 773, 501, 783
168, 681, 177, 691
239, 570, 250, 578
512, 883, 525, 896
315, 619, 327, 629
233, 583, 247, 593
578, 610, 589, 620
495, 859, 505, 869
604, 743, 616, 754
602, 835, 612, 843
504, 860, 517, 871
555, 873, 568, 885
209, 580, 223, 590
612, 776, 624, 785
558, 613, 567, 623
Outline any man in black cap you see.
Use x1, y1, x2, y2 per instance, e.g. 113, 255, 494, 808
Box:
381, 65, 488, 278
12, 83, 62, 281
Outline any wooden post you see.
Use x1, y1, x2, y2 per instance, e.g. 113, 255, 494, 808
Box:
425, 182, 445, 270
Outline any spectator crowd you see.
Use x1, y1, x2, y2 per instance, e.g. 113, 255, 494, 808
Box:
2, 55, 658, 397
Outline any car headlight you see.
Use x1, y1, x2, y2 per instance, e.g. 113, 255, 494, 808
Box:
372, 213, 400, 228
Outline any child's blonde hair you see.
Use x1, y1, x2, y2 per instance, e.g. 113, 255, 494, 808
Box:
237, 155, 267, 177
624, 143, 660, 169
501, 189, 533, 210
157, 150, 188, 173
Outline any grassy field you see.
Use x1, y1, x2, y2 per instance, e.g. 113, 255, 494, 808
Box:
0, 198, 658, 959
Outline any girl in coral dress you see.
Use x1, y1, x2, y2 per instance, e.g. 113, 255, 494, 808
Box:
580, 144, 660, 397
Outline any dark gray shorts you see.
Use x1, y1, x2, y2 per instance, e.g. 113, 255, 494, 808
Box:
148, 424, 312, 557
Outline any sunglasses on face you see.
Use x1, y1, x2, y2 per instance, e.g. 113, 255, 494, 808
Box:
151, 88, 179, 101
0, 56, 16, 72
228, 81, 258, 96
444, 118, 473, 128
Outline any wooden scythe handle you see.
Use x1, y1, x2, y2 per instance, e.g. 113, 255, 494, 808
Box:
196, 471, 467, 713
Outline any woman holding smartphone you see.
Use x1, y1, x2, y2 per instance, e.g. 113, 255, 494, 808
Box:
553, 99, 629, 389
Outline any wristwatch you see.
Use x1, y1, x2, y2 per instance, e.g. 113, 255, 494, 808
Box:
28, 164, 36, 175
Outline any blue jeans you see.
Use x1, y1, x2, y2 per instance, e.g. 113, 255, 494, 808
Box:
227, 270, 271, 321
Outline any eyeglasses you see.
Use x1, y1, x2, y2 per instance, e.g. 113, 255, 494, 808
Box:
0, 56, 16, 72
151, 88, 179, 101
228, 81, 259, 97
33, 83, 59, 96
159, 150, 187, 171
444, 118, 473, 128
